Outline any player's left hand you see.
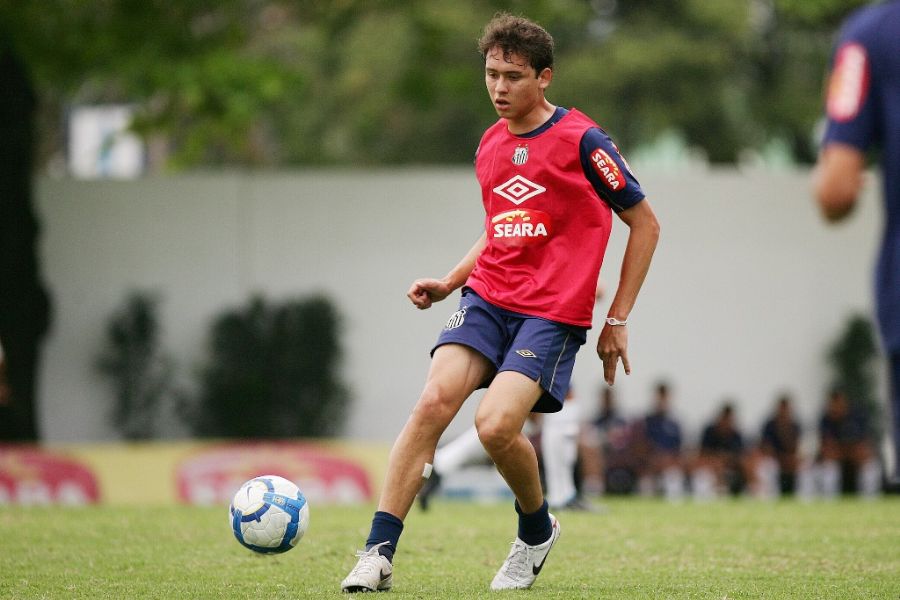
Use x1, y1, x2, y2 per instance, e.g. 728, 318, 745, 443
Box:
597, 324, 630, 385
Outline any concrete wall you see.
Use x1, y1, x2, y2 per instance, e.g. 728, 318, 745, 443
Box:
34, 168, 881, 446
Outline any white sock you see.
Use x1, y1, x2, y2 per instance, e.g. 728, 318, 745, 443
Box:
662, 467, 685, 501
819, 461, 840, 498
858, 460, 881, 497
755, 457, 779, 500
692, 468, 717, 501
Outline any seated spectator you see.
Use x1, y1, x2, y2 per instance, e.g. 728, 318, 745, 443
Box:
816, 388, 880, 497
580, 387, 619, 495
581, 386, 637, 495
595, 386, 625, 433
693, 402, 747, 498
759, 393, 802, 496
633, 381, 685, 500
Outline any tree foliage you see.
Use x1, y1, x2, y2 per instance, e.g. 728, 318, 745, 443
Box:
96, 292, 179, 440
0, 0, 873, 167
192, 295, 350, 439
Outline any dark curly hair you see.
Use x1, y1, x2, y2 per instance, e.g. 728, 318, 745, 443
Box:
478, 13, 554, 76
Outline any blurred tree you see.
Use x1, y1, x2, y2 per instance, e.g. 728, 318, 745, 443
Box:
555, 0, 759, 163
0, 0, 873, 167
96, 292, 180, 440
747, 0, 872, 162
192, 295, 350, 438
0, 38, 52, 441
1, 0, 309, 167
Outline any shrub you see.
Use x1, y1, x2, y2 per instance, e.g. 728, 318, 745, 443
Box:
192, 294, 350, 438
96, 292, 177, 439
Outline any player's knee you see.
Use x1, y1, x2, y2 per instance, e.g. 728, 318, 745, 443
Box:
475, 412, 517, 455
411, 382, 457, 429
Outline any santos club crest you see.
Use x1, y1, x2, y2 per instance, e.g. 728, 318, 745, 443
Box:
512, 144, 529, 165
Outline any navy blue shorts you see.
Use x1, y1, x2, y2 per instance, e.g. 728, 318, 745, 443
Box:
431, 288, 587, 413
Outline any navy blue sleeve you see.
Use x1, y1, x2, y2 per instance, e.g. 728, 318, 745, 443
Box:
579, 127, 645, 212
821, 8, 881, 152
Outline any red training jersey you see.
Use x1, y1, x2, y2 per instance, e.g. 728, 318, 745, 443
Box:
466, 109, 613, 328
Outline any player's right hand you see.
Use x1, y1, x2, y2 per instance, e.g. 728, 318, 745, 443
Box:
407, 278, 452, 310
597, 323, 630, 385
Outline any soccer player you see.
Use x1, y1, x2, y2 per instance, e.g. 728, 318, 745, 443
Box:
341, 13, 659, 592
813, 0, 900, 488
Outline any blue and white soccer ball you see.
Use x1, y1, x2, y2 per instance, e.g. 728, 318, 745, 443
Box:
229, 475, 310, 554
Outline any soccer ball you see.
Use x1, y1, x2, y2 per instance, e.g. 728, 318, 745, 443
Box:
229, 475, 310, 554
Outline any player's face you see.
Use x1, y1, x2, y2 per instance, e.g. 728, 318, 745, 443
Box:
485, 47, 551, 126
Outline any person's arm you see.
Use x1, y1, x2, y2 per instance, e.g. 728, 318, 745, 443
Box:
813, 143, 866, 222
407, 232, 487, 310
597, 199, 659, 385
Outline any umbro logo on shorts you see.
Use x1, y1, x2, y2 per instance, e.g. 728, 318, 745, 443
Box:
515, 349, 537, 358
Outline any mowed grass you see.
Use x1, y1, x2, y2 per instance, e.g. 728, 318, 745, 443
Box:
0, 498, 898, 599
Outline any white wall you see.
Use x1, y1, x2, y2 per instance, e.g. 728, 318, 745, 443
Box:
34, 168, 881, 446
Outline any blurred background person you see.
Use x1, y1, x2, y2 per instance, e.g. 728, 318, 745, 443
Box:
816, 388, 880, 497
600, 388, 640, 496
813, 0, 900, 489
633, 381, 685, 501
418, 417, 541, 511
580, 386, 639, 495
541, 388, 594, 511
578, 386, 619, 496
758, 393, 803, 497
693, 402, 747, 499
417, 425, 482, 511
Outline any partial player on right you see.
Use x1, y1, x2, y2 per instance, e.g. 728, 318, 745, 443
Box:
813, 0, 900, 487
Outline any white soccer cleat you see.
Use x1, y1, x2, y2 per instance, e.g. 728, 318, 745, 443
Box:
341, 541, 393, 593
490, 514, 561, 590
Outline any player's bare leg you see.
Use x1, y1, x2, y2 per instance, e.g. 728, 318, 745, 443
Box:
342, 344, 491, 593
378, 344, 493, 520
475, 371, 561, 590
475, 371, 544, 511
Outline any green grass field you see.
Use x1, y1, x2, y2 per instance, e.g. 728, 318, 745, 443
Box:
1, 498, 898, 599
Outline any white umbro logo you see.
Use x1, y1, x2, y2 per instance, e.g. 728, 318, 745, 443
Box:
515, 349, 537, 358
493, 175, 546, 205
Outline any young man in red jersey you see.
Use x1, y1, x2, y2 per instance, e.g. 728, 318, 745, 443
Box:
342, 13, 659, 592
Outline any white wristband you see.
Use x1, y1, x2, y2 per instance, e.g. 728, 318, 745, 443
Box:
605, 317, 627, 326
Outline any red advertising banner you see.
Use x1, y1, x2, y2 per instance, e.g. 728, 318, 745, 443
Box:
0, 445, 101, 505
176, 441, 374, 505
